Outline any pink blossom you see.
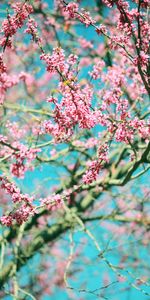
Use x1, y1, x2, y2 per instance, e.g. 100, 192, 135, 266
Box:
40, 48, 66, 73
1, 2, 33, 50
96, 24, 107, 35
0, 177, 34, 225
83, 160, 102, 184
41, 194, 64, 211
10, 146, 41, 178
78, 8, 96, 27
64, 2, 79, 18
89, 60, 105, 79
0, 215, 13, 226
0, 54, 7, 73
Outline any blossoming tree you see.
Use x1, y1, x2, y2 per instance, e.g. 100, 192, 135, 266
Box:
0, 0, 150, 299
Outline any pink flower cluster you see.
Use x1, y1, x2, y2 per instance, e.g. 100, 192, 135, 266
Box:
98, 143, 109, 163
0, 2, 33, 49
130, 118, 150, 140
96, 24, 107, 35
89, 60, 105, 79
44, 94, 108, 141
10, 143, 40, 178
83, 143, 109, 184
0, 177, 34, 226
0, 54, 7, 73
40, 47, 66, 73
64, 2, 79, 18
54, 83, 95, 129
82, 160, 101, 184
78, 8, 96, 27
40, 45, 109, 139
43, 119, 73, 142
63, 2, 96, 27
25, 18, 38, 40
67, 53, 78, 65
0, 177, 66, 226
114, 118, 149, 143
115, 123, 134, 143
0, 177, 33, 204
41, 194, 64, 211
